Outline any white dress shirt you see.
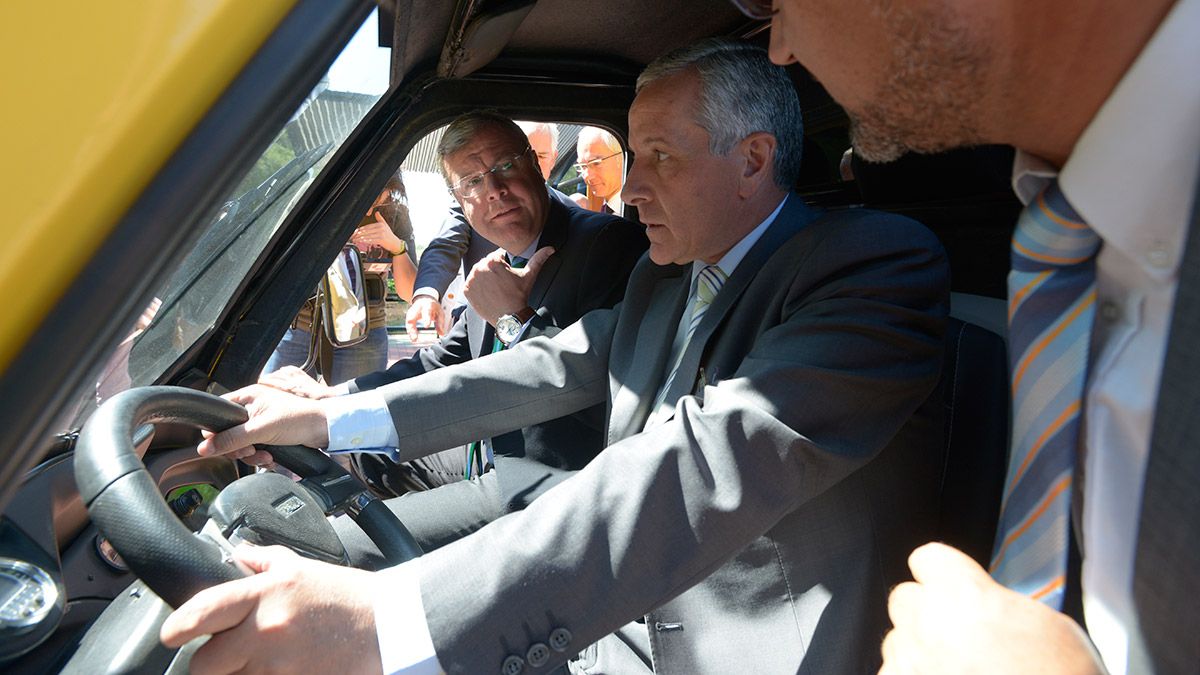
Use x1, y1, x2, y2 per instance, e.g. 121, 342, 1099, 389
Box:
1011, 0, 1199, 670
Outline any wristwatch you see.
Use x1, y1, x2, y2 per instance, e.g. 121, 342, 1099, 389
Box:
387, 239, 407, 256
495, 306, 536, 346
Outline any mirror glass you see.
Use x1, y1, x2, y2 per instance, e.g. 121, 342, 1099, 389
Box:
321, 246, 370, 346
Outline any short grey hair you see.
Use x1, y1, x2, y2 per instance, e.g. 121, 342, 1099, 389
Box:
577, 126, 621, 155
516, 120, 560, 148
637, 39, 803, 190
436, 111, 530, 183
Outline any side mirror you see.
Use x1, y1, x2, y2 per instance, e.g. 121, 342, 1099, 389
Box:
320, 246, 369, 347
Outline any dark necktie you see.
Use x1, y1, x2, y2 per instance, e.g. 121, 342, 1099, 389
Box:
989, 180, 1100, 609
468, 255, 529, 479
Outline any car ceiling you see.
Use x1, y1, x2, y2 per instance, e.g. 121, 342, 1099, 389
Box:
385, 0, 763, 83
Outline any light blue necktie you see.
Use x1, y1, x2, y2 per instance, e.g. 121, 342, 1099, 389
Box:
990, 180, 1100, 608
648, 264, 727, 426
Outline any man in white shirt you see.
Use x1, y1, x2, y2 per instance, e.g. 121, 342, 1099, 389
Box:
570, 126, 625, 215
728, 0, 1199, 671
161, 39, 951, 674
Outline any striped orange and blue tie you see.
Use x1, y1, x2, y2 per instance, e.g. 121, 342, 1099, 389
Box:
989, 180, 1100, 608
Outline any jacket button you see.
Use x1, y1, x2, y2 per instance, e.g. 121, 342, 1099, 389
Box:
501, 654, 525, 675
526, 643, 550, 667
548, 627, 573, 651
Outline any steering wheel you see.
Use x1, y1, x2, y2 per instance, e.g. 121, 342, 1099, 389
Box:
73, 386, 421, 609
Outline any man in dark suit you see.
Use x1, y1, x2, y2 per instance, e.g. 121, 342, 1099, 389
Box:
165, 40, 950, 674
261, 111, 647, 549
403, 121, 565, 339
728, 0, 1198, 672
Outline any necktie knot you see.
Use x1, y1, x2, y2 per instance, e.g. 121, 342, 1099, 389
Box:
694, 265, 727, 311
510, 255, 528, 269
1011, 182, 1100, 272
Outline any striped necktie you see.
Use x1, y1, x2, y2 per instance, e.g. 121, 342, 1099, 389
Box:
648, 264, 727, 425
989, 180, 1100, 608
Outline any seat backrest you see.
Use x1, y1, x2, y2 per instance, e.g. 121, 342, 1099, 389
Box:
937, 304, 1010, 566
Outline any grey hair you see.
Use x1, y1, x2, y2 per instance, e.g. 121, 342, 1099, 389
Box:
516, 120, 560, 148
637, 39, 803, 190
436, 111, 530, 183
577, 126, 621, 155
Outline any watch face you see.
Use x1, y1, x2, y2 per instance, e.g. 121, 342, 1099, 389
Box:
497, 316, 521, 344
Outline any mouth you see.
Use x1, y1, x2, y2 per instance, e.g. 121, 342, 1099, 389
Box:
491, 205, 520, 220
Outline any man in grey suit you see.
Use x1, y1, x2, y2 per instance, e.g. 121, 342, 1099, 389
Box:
726, 0, 1199, 672
164, 40, 950, 674
261, 112, 647, 549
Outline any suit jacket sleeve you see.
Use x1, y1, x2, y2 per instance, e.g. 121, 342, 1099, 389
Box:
404, 213, 949, 673
345, 311, 475, 393
413, 209, 471, 298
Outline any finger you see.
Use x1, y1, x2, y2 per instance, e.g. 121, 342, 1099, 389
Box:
405, 304, 422, 341
878, 628, 917, 675
230, 543, 298, 575
241, 448, 275, 468
160, 577, 262, 648
908, 542, 987, 587
187, 627, 251, 675
887, 581, 923, 627
375, 212, 387, 226
523, 246, 556, 275
197, 426, 255, 457
434, 304, 449, 335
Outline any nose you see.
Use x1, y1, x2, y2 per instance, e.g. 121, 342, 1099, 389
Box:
766, 16, 798, 66
482, 171, 509, 200
621, 157, 648, 206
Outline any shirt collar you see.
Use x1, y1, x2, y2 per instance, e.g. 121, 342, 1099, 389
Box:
507, 238, 540, 263
692, 194, 789, 282
1012, 0, 1200, 278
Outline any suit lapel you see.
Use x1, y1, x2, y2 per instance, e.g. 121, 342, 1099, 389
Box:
608, 264, 689, 444
525, 199, 569, 312
655, 197, 816, 415
1131, 175, 1200, 672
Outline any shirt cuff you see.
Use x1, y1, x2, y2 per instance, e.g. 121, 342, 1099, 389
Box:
321, 390, 399, 451
375, 562, 444, 675
412, 287, 440, 303
330, 381, 352, 396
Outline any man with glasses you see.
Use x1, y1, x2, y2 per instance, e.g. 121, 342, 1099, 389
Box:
405, 121, 569, 340
260, 111, 647, 550
570, 126, 625, 215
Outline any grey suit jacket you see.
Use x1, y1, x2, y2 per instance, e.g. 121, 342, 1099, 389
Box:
413, 187, 580, 300
350, 198, 648, 508
376, 196, 950, 674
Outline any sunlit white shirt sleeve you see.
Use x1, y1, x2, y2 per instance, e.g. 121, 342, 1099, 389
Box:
374, 561, 444, 675
412, 287, 441, 303
321, 390, 399, 453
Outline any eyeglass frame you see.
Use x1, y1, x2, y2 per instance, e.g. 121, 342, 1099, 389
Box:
729, 0, 777, 20
573, 150, 624, 174
447, 146, 535, 199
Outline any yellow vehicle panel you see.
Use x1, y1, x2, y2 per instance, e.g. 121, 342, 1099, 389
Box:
0, 0, 296, 373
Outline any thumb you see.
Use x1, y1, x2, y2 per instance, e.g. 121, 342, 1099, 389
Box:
908, 542, 988, 587
232, 543, 298, 573
405, 306, 421, 341
375, 212, 388, 226
522, 246, 556, 276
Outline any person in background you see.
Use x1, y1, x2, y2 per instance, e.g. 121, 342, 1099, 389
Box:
263, 171, 416, 385
403, 121, 566, 342
570, 126, 625, 214
728, 0, 1199, 671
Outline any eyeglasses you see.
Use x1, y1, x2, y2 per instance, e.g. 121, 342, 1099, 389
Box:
449, 147, 532, 199
573, 151, 623, 174
729, 0, 777, 20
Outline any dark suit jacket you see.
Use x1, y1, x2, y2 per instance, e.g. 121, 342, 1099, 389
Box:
412, 187, 580, 300
349, 197, 647, 509
375, 196, 950, 674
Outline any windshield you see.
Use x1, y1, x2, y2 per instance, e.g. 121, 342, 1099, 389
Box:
69, 10, 391, 428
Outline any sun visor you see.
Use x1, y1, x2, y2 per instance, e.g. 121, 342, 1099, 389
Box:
438, 0, 537, 78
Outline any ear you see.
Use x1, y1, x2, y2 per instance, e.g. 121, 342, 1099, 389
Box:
736, 131, 778, 198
